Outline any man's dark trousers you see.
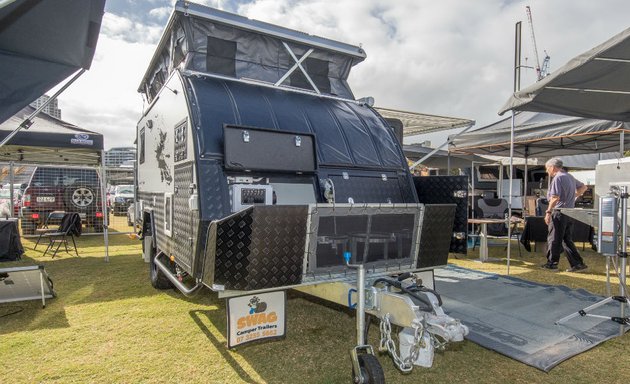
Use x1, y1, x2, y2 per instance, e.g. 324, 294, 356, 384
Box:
547, 211, 584, 267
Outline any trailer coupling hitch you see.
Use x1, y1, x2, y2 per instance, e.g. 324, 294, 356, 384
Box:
375, 275, 468, 371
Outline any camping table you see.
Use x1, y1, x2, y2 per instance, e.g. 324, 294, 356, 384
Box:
468, 218, 510, 262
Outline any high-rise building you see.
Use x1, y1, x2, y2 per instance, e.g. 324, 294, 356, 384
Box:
30, 95, 61, 119
105, 147, 137, 167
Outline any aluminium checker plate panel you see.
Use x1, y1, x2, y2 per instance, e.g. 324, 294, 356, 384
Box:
416, 204, 456, 268
207, 205, 308, 291
173, 162, 195, 272
414, 176, 468, 254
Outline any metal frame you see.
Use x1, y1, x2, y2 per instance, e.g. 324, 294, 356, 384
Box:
556, 184, 630, 332
305, 203, 423, 279
1, 160, 109, 261
275, 43, 319, 94
182, 69, 364, 105
0, 265, 55, 308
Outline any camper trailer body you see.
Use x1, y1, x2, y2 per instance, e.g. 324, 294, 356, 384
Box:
135, 1, 458, 293
135, 2, 467, 377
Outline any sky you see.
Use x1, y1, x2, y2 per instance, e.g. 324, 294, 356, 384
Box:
51, 0, 630, 150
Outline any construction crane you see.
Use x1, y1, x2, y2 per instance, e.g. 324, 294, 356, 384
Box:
525, 6, 550, 81
540, 49, 550, 78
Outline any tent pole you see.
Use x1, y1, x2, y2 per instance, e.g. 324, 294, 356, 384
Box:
101, 150, 109, 262
471, 161, 476, 235
507, 112, 515, 275
621, 130, 625, 156
524, 158, 529, 214
447, 151, 451, 174
498, 164, 503, 198
507, 21, 522, 275
9, 161, 14, 218
0, 69, 86, 150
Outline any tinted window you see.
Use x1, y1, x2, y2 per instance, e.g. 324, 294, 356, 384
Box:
31, 168, 99, 187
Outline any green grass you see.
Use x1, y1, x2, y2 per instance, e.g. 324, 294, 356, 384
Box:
1, 236, 628, 383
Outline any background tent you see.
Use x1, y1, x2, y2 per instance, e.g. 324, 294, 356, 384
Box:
500, 27, 630, 122
0, 0, 106, 124
449, 111, 630, 159
0, 105, 103, 165
0, 105, 108, 260
404, 144, 488, 170
497, 26, 630, 275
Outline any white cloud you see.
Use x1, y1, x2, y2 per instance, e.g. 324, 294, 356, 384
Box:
238, 0, 630, 139
53, 0, 630, 150
100, 12, 163, 44
148, 6, 172, 20
53, 33, 156, 149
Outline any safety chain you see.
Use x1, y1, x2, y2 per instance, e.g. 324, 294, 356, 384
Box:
379, 314, 426, 373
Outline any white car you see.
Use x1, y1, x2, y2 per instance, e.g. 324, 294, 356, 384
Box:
110, 185, 134, 215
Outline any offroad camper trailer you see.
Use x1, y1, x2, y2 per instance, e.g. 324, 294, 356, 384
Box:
136, 2, 467, 380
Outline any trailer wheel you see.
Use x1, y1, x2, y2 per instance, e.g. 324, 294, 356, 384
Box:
353, 354, 385, 384
149, 247, 172, 290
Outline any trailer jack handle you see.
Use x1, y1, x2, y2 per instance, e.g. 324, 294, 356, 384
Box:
153, 252, 203, 297
344, 251, 381, 384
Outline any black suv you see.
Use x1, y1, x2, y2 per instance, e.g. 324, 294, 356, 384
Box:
20, 167, 104, 235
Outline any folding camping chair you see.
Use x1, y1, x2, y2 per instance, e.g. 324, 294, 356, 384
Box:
472, 198, 522, 256
34, 211, 66, 250
42, 213, 82, 258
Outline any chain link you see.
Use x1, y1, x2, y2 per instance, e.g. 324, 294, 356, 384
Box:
379, 314, 427, 373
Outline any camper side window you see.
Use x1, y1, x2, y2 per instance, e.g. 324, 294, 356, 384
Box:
164, 193, 172, 237
139, 128, 145, 164
174, 120, 187, 162
206, 36, 236, 77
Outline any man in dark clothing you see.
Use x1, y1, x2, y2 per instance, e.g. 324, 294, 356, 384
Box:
541, 158, 589, 272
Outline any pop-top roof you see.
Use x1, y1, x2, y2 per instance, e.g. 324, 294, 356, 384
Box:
139, 1, 366, 102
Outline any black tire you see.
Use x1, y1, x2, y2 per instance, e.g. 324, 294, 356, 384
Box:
64, 185, 97, 212
21, 218, 36, 235
149, 246, 172, 290
353, 355, 385, 384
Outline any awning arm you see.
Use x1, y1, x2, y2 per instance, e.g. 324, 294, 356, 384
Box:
0, 68, 86, 150
409, 121, 475, 170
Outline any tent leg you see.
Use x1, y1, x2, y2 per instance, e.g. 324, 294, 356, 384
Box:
101, 150, 109, 262
507, 111, 516, 275
9, 161, 14, 218
524, 159, 529, 214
